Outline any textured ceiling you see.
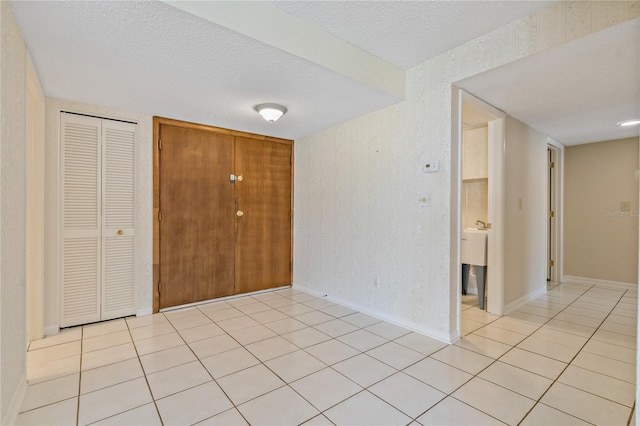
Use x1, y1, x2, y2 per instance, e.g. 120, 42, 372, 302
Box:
271, 1, 555, 69
9, 1, 636, 145
10, 1, 398, 140
458, 18, 640, 146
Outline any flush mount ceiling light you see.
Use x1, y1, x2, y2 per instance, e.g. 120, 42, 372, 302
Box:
617, 119, 640, 127
255, 103, 287, 123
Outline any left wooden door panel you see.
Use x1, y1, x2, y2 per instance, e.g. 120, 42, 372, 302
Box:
158, 124, 236, 309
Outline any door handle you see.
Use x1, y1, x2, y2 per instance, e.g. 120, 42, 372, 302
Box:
236, 210, 244, 217
117, 230, 123, 235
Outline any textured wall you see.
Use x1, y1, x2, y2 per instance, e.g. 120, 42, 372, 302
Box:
294, 2, 640, 340
26, 52, 45, 343
0, 1, 27, 422
44, 99, 153, 331
503, 116, 547, 308
564, 138, 639, 284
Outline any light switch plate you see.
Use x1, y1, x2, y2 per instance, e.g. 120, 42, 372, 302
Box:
423, 160, 440, 173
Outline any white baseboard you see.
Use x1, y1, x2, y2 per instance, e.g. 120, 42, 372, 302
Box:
43, 324, 60, 336
293, 284, 453, 344
563, 275, 637, 290
3, 373, 26, 426
504, 286, 547, 315
136, 308, 153, 317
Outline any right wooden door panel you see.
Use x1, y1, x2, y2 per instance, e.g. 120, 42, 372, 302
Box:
235, 137, 292, 294
159, 125, 236, 309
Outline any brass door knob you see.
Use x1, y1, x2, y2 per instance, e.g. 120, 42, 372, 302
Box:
236, 210, 244, 217
117, 230, 123, 235
237, 175, 243, 182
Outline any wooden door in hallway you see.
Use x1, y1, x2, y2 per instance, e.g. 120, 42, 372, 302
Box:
154, 118, 293, 311
235, 137, 292, 293
158, 124, 236, 309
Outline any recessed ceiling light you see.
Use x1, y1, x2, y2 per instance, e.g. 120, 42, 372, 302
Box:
617, 119, 640, 127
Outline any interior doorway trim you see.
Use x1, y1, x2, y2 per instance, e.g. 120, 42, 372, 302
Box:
450, 87, 506, 341
547, 138, 564, 283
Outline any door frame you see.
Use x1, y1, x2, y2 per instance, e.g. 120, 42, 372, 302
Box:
451, 88, 506, 340
152, 117, 294, 313
547, 139, 564, 283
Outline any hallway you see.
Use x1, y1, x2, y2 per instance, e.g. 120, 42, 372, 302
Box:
18, 282, 636, 425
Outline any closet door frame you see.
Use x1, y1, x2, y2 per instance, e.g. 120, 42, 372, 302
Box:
152, 117, 294, 313
59, 111, 137, 328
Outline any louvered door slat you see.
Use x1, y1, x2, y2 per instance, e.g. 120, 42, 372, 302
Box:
61, 113, 101, 326
102, 121, 136, 320
62, 238, 99, 317
103, 235, 134, 316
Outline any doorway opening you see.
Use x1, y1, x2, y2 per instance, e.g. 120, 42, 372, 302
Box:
452, 88, 506, 340
547, 141, 562, 284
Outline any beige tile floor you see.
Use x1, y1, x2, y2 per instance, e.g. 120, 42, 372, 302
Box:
18, 282, 637, 425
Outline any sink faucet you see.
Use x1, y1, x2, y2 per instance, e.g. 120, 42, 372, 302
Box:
476, 220, 487, 229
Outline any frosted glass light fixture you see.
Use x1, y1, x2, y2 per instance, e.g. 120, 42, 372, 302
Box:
617, 119, 640, 127
255, 103, 287, 123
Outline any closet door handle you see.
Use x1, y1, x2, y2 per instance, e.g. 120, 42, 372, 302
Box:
117, 229, 123, 235
236, 210, 244, 217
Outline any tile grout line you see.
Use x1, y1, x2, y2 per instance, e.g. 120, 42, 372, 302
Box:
124, 316, 165, 426
627, 400, 636, 426
187, 292, 368, 424
76, 319, 164, 425
472, 283, 618, 423
190, 291, 426, 424
434, 283, 594, 424
515, 286, 631, 425
24, 284, 634, 425
417, 283, 634, 424
75, 326, 83, 426
164, 307, 254, 426
492, 285, 598, 423
215, 295, 372, 424
228, 291, 370, 424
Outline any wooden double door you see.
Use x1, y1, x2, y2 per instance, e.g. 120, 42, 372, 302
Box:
154, 118, 292, 310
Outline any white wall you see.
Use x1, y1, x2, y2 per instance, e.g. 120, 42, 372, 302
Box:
0, 2, 28, 423
26, 52, 45, 343
462, 125, 489, 232
503, 116, 547, 309
44, 99, 153, 333
294, 3, 639, 342
564, 138, 639, 285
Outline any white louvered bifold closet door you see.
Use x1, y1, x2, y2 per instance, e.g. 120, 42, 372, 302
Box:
61, 114, 102, 327
61, 113, 136, 327
102, 121, 136, 320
